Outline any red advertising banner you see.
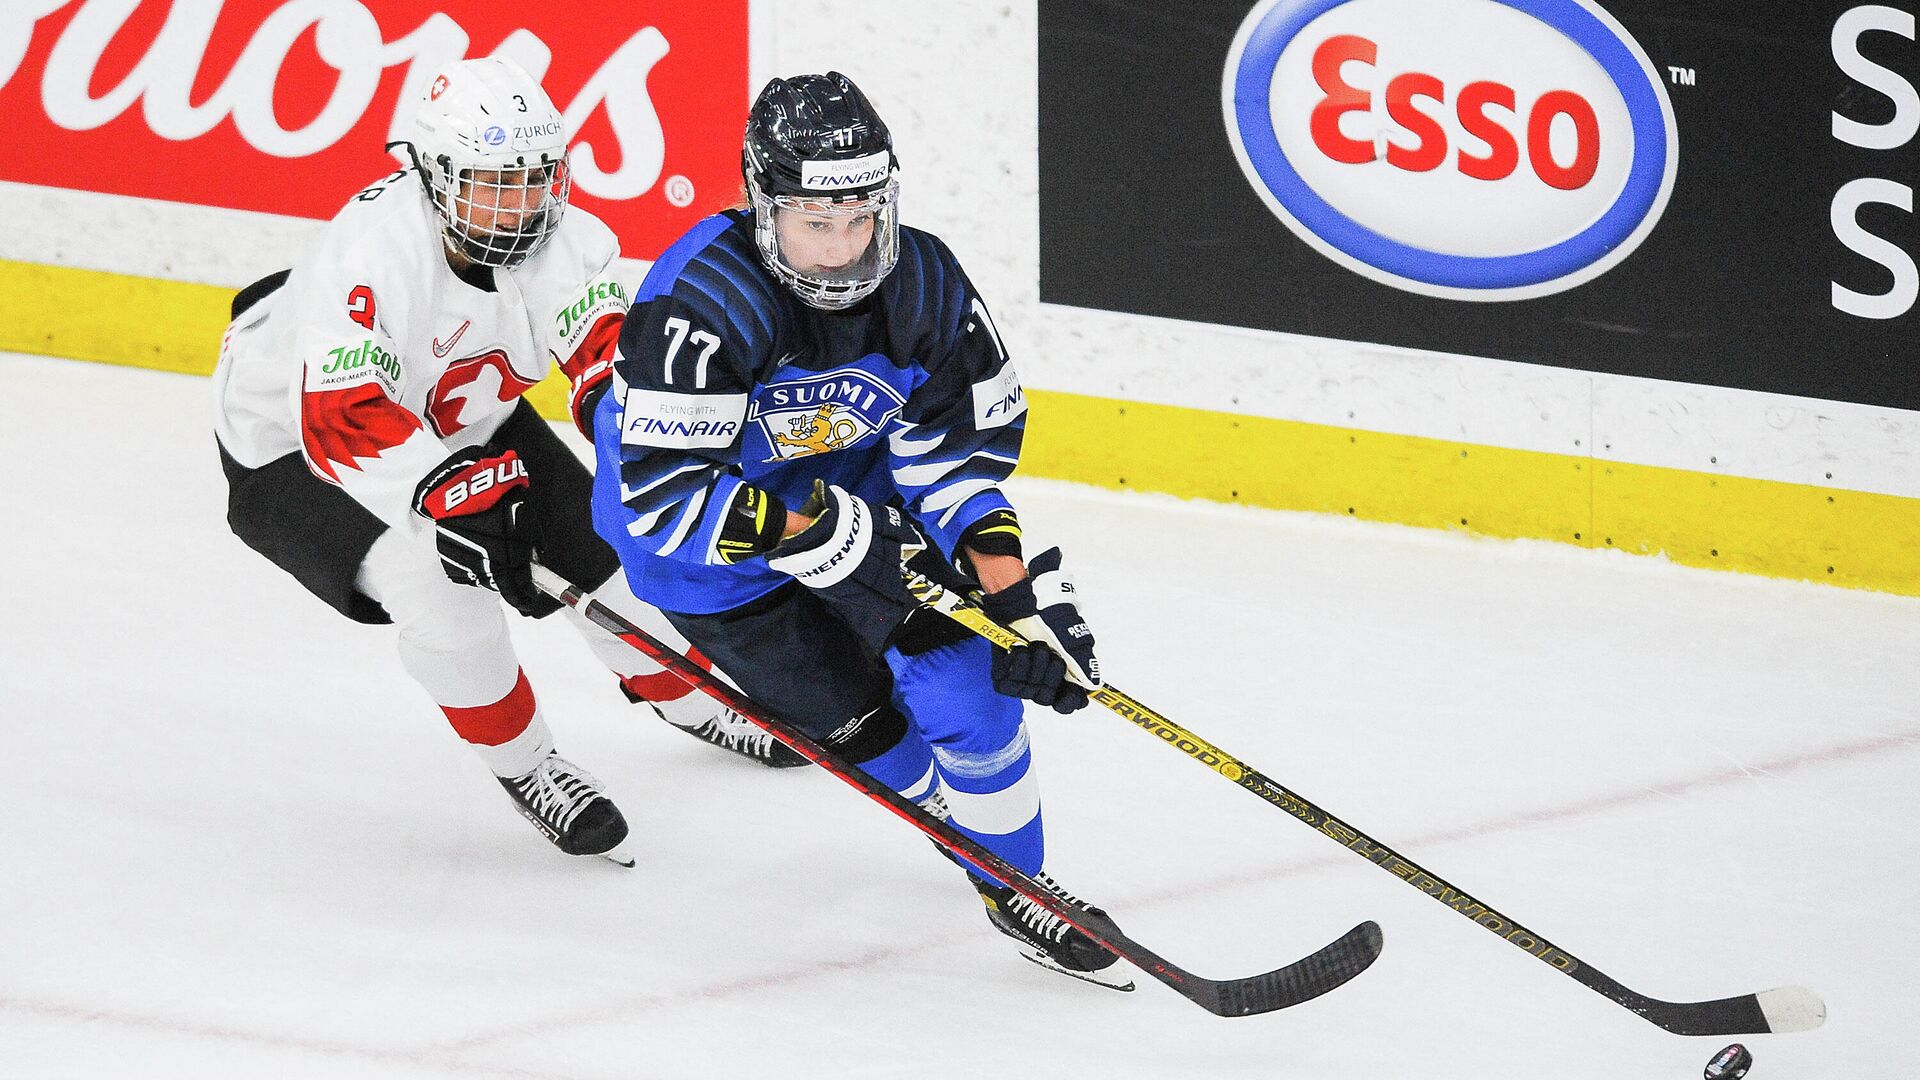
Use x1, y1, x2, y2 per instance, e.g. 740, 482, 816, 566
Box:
0, 0, 749, 261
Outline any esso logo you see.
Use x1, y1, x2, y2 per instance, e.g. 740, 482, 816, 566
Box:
1223, 0, 1677, 300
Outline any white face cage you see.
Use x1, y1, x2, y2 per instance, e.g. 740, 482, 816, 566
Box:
422, 155, 570, 270
748, 178, 900, 311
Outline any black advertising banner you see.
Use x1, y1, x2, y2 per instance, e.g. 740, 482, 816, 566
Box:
1038, 0, 1918, 411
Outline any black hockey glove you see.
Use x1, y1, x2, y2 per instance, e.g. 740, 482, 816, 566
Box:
978, 547, 1100, 714
412, 449, 554, 617
767, 480, 927, 655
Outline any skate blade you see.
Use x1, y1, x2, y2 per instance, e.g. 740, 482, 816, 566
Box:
600, 836, 637, 868
1018, 948, 1136, 992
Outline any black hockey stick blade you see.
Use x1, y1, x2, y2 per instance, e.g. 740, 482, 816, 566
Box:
904, 570, 1826, 1036
1069, 908, 1383, 1017
1189, 919, 1384, 1018
531, 565, 1383, 1017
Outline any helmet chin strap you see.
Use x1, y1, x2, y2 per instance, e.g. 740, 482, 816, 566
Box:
441, 237, 473, 271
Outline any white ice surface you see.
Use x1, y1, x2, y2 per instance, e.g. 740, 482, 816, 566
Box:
3, 354, 1915, 1079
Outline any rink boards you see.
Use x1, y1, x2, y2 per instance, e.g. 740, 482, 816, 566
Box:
4, 253, 1915, 597
4, 0, 1915, 597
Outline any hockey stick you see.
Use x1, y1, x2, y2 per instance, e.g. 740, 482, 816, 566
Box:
530, 564, 1382, 1018
903, 568, 1827, 1037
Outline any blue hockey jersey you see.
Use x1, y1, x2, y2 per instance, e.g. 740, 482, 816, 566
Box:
592, 210, 1028, 615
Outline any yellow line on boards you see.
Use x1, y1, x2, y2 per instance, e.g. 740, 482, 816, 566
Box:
0, 259, 233, 377
1018, 391, 1920, 597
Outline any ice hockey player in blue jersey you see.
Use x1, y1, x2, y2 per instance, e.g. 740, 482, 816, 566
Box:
587, 71, 1129, 988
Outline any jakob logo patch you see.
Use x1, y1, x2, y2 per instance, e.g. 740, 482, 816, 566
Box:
750, 369, 905, 462
309, 337, 402, 391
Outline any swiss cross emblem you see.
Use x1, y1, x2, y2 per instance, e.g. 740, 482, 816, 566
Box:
426, 350, 538, 437
429, 74, 449, 100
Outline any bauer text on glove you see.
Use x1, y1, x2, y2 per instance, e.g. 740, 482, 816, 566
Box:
411, 449, 554, 616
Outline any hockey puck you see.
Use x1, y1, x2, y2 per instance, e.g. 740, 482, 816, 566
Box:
1704, 1043, 1752, 1080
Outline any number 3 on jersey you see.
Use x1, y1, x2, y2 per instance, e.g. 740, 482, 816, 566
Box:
347, 285, 376, 330
661, 317, 719, 388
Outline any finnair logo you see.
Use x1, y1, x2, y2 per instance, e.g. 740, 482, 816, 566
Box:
622, 389, 747, 450
802, 150, 891, 191
971, 366, 1027, 431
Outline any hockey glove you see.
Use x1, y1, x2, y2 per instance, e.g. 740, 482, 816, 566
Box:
767, 481, 927, 655
557, 310, 623, 441
714, 484, 787, 565
566, 356, 613, 441
412, 449, 552, 617
979, 547, 1100, 714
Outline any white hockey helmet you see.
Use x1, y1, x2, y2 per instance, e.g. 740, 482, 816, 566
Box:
407, 57, 570, 269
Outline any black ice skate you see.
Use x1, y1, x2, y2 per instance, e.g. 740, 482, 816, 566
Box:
629, 692, 809, 769
972, 872, 1136, 991
497, 752, 634, 866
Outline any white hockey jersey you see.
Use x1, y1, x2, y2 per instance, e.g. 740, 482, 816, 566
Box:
212, 168, 628, 543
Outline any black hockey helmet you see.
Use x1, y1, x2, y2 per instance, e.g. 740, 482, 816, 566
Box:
742, 72, 900, 310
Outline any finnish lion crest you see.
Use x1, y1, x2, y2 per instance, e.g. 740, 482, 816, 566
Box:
771, 404, 862, 457
750, 368, 905, 462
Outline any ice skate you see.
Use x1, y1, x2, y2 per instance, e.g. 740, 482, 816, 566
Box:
497, 752, 635, 866
972, 872, 1136, 991
629, 688, 809, 768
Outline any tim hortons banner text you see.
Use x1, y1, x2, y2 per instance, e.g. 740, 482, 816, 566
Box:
1, 0, 749, 262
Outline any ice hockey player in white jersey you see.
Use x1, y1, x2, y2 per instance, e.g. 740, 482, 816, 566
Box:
211, 57, 801, 865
